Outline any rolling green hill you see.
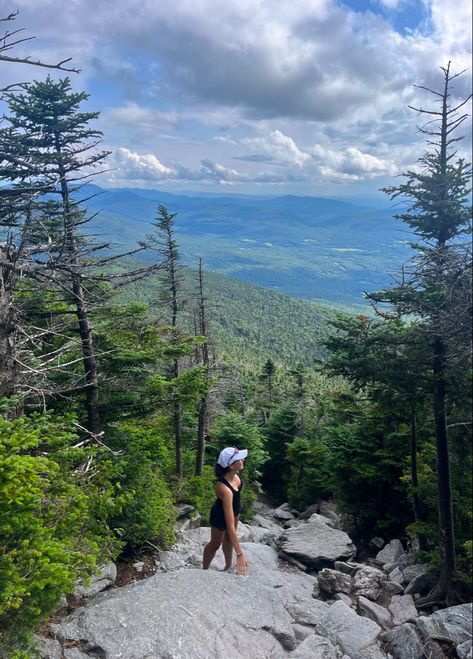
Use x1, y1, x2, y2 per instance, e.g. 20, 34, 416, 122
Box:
82, 185, 411, 308
117, 266, 341, 368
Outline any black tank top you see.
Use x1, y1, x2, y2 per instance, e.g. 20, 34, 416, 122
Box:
218, 476, 242, 515
209, 476, 243, 529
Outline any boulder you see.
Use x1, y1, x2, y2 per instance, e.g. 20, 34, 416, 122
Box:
292, 624, 315, 642
275, 517, 355, 569
353, 565, 386, 601
416, 603, 473, 646
383, 623, 424, 659
388, 594, 418, 625
335, 593, 353, 607
286, 600, 330, 627
357, 596, 393, 630
73, 562, 117, 599
376, 540, 404, 565
318, 568, 353, 595
63, 650, 91, 659
457, 639, 473, 659
370, 537, 385, 550
315, 600, 382, 656
274, 505, 296, 521
376, 580, 405, 608
298, 504, 320, 520
388, 567, 404, 585
318, 502, 341, 528
401, 563, 429, 585
289, 633, 338, 658
253, 513, 282, 532
334, 560, 361, 576
176, 503, 194, 518
52, 564, 322, 658
404, 571, 436, 596
32, 635, 63, 659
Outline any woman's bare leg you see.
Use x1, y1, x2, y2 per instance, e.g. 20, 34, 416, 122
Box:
203, 527, 225, 569
222, 515, 239, 570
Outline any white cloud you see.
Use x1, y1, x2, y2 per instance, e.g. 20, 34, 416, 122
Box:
108, 148, 176, 181
9, 0, 472, 194
242, 130, 311, 167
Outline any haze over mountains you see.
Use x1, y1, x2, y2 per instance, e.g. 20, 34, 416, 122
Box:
86, 185, 412, 308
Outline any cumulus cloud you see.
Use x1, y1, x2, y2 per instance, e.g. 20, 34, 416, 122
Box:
11, 0, 472, 193
109, 148, 176, 181
312, 144, 399, 180
242, 130, 311, 167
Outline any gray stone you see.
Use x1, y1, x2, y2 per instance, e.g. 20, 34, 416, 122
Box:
298, 504, 320, 520
388, 567, 405, 585
457, 639, 473, 659
416, 603, 473, 645
289, 633, 338, 658
253, 513, 282, 532
351, 645, 386, 659
376, 540, 404, 565
358, 595, 393, 630
279, 548, 309, 571
155, 550, 187, 571
318, 568, 353, 595
286, 600, 330, 626
292, 624, 316, 642
63, 650, 91, 659
335, 593, 353, 607
275, 517, 356, 569
389, 594, 418, 625
423, 639, 447, 659
318, 502, 341, 528
404, 571, 436, 596
132, 561, 145, 573
401, 563, 429, 584
383, 623, 424, 659
274, 505, 296, 520
334, 560, 361, 576
376, 580, 405, 608
353, 565, 386, 601
370, 537, 385, 549
176, 503, 194, 518
31, 635, 63, 659
52, 566, 324, 658
283, 519, 307, 529
73, 562, 117, 599
316, 600, 381, 656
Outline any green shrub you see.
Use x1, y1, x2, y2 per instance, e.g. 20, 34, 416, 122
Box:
0, 412, 106, 654
105, 421, 176, 549
180, 465, 215, 524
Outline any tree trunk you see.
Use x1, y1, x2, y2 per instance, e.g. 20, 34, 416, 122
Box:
410, 409, 422, 526
73, 277, 101, 434
173, 357, 182, 479
432, 337, 456, 592
0, 269, 16, 400
56, 137, 101, 435
195, 396, 207, 477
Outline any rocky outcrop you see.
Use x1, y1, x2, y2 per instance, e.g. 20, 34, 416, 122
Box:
34, 501, 472, 659
275, 514, 356, 569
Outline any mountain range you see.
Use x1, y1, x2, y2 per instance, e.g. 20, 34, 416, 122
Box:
83, 185, 412, 308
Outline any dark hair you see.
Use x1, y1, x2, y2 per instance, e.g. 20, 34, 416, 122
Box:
214, 463, 229, 478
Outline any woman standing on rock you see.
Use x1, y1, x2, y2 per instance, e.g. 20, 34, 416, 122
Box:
203, 447, 249, 576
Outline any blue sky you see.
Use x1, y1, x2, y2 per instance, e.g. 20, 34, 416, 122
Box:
4, 0, 472, 198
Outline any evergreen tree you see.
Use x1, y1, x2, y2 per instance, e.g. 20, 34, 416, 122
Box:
372, 63, 472, 602
4, 77, 109, 431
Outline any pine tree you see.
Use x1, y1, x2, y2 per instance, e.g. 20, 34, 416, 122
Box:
373, 63, 472, 602
5, 77, 110, 432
